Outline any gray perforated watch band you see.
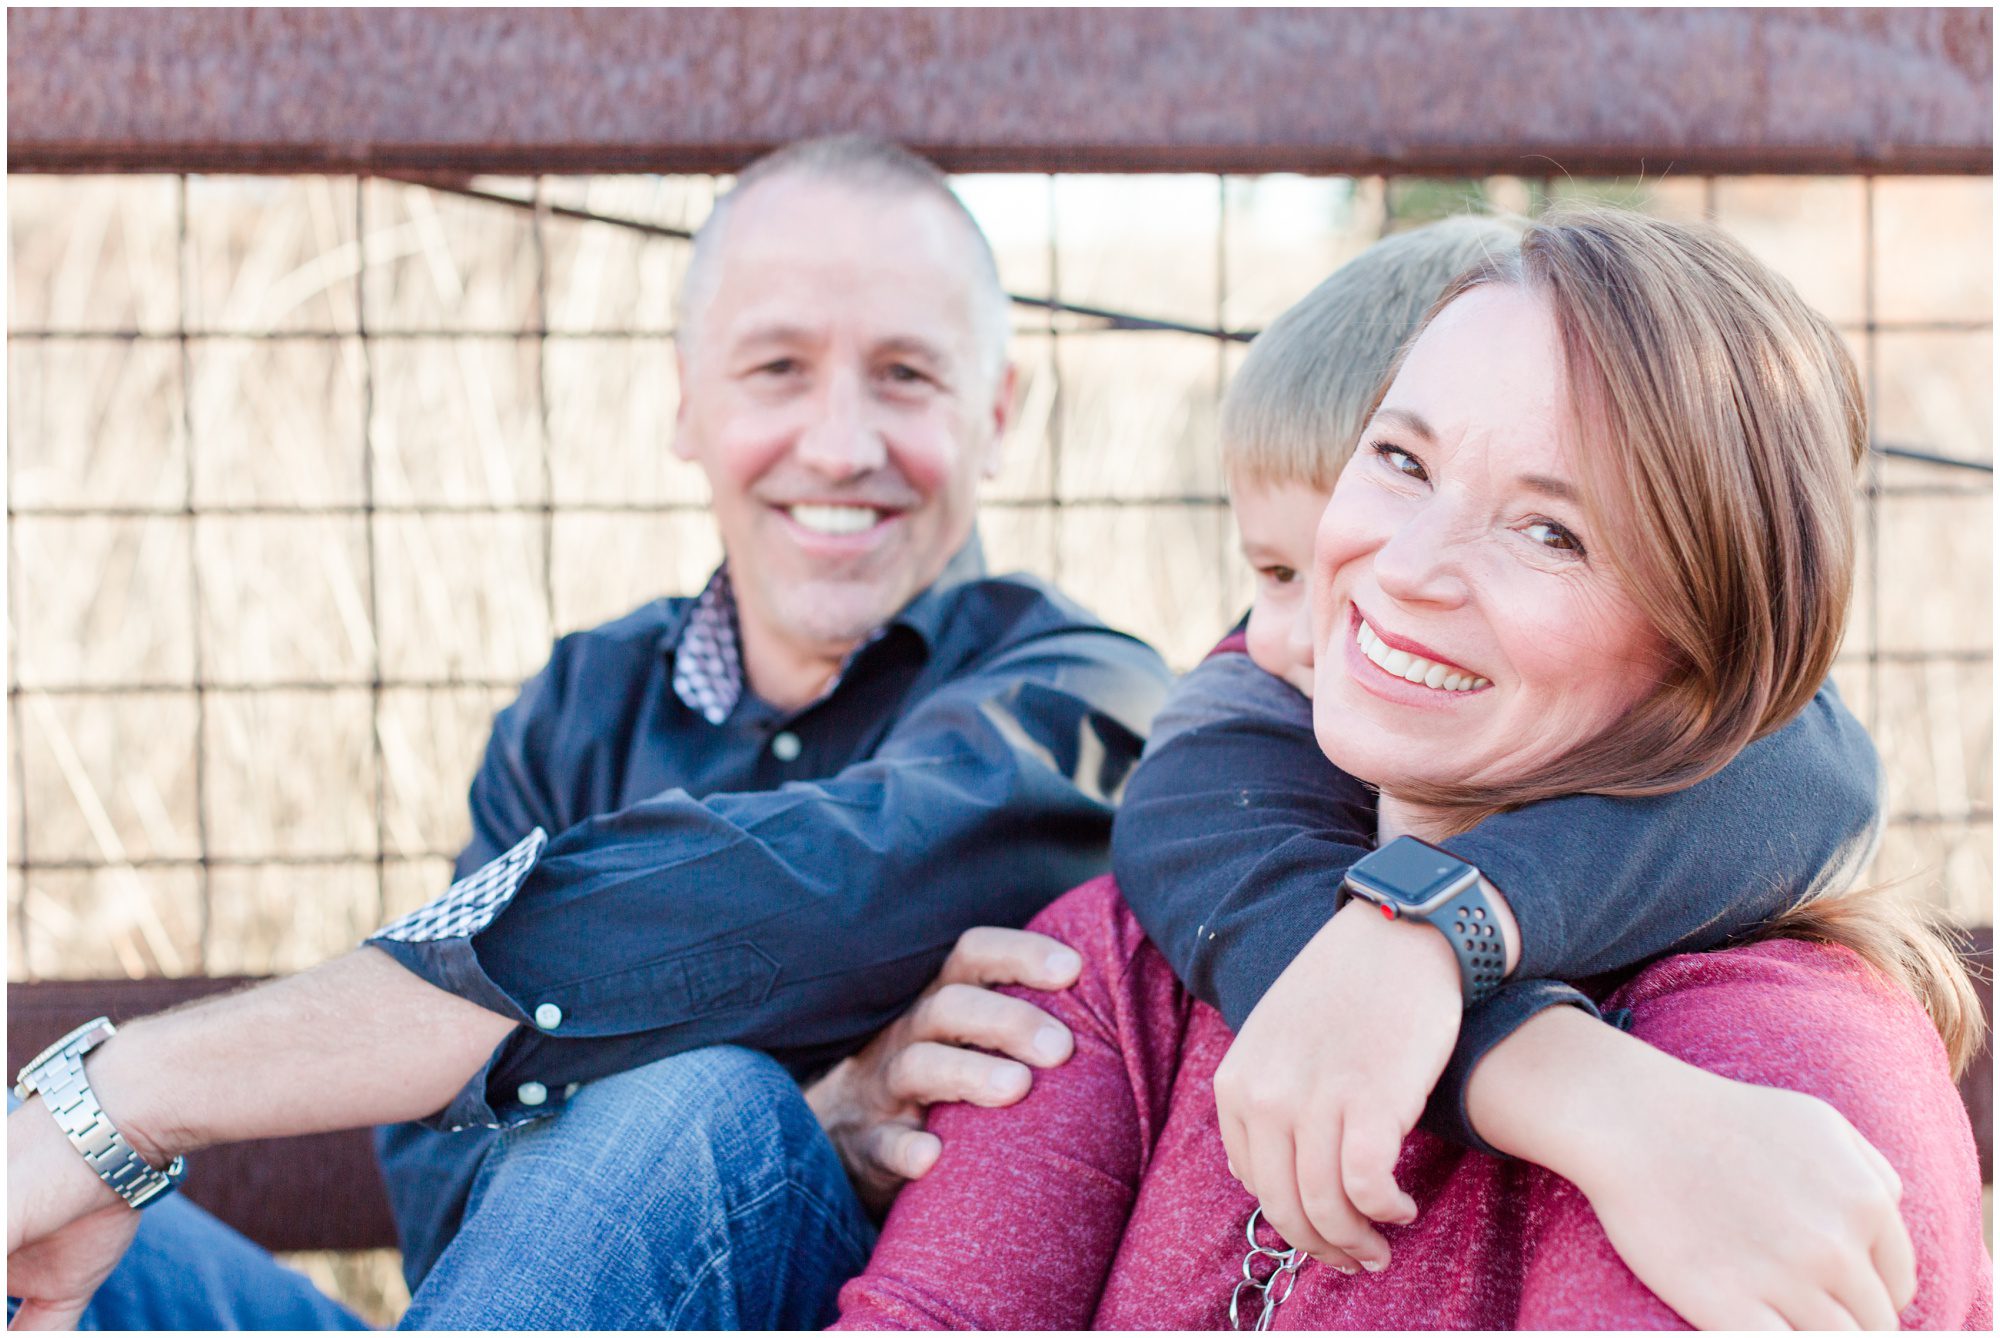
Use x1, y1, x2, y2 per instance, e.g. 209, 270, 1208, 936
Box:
1437, 886, 1508, 1004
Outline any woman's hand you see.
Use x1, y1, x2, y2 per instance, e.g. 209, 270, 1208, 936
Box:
1470, 1005, 1916, 1330
1214, 899, 1463, 1272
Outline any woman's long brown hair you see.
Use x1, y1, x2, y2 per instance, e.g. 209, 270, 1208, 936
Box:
1373, 206, 1982, 1074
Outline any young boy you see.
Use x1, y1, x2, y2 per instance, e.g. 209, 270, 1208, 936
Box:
1110, 216, 1902, 1308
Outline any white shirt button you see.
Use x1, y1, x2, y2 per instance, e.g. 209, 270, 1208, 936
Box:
534, 1003, 563, 1030
771, 730, 802, 761
517, 1081, 548, 1107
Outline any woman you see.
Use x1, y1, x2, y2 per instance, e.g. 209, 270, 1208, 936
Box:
832, 208, 1990, 1330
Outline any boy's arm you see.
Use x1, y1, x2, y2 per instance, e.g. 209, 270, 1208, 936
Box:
1112, 650, 1377, 1028
1450, 681, 1883, 981
1470, 943, 1965, 1330
1424, 680, 1882, 1146
1120, 654, 1881, 1123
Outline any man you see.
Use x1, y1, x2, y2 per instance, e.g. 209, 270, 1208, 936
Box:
8, 137, 1170, 1329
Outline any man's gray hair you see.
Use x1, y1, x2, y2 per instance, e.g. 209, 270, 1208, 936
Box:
676, 136, 1012, 383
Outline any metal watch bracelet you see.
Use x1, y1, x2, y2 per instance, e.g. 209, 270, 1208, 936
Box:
14, 1016, 187, 1209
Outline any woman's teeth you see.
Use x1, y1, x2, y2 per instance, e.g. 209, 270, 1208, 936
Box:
788, 504, 881, 536
1356, 618, 1489, 692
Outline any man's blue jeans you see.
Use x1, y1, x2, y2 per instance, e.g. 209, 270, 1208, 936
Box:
23, 1047, 874, 1329
403, 1045, 876, 1329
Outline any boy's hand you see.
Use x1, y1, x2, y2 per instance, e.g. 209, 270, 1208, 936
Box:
805, 926, 1081, 1215
1214, 900, 1461, 1272
1470, 1004, 1915, 1329
1570, 1044, 1914, 1328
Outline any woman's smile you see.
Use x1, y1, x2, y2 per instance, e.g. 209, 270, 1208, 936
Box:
1347, 604, 1491, 694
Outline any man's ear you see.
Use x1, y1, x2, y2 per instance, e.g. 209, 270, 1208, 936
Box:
670, 343, 696, 461
981, 361, 1020, 479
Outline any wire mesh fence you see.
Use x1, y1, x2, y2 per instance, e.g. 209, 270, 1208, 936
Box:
6, 170, 1992, 988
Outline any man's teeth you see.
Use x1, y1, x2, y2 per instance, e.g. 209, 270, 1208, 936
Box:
788, 504, 881, 536
1355, 619, 1489, 692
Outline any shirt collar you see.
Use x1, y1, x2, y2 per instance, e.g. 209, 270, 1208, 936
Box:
663, 529, 988, 724
883, 530, 987, 650
669, 569, 744, 726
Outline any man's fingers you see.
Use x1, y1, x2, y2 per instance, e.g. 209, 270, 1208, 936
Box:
1827, 1260, 1902, 1333
1774, 1287, 1862, 1331
9, 1296, 91, 1330
1338, 1111, 1417, 1226
937, 926, 1083, 992
885, 1039, 1032, 1107
911, 983, 1073, 1067
1728, 1302, 1794, 1332
858, 1121, 943, 1184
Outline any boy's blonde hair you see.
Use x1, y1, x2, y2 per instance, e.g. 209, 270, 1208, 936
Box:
1221, 215, 1523, 490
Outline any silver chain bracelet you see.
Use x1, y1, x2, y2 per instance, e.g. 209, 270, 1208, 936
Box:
1229, 1207, 1305, 1331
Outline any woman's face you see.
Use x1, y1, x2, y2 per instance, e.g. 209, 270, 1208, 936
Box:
1310, 284, 1671, 797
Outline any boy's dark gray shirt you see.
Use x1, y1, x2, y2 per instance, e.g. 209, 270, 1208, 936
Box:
1114, 648, 1882, 1151
368, 538, 1172, 1283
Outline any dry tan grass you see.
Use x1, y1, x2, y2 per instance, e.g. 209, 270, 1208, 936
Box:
6, 170, 1992, 1316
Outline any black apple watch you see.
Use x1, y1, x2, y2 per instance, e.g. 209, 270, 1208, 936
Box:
1339, 835, 1507, 1004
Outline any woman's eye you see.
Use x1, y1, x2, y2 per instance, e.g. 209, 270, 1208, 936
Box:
884, 363, 928, 385
1524, 519, 1586, 556
755, 358, 799, 377
1371, 440, 1428, 481
1258, 565, 1298, 586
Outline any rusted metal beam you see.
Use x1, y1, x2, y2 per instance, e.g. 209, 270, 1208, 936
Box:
9, 9, 1991, 176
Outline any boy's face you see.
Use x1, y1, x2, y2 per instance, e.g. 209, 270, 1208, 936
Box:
1230, 469, 1331, 697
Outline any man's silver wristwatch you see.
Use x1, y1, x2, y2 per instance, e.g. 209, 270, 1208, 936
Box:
14, 1016, 187, 1209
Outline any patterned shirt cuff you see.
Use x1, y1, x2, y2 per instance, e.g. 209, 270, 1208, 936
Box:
374, 828, 548, 944
365, 828, 551, 1130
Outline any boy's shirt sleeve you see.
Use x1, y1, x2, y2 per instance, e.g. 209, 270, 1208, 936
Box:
1115, 643, 1884, 1155
1114, 651, 1377, 1030
1446, 681, 1883, 981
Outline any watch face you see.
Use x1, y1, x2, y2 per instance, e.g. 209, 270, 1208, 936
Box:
1350, 837, 1473, 909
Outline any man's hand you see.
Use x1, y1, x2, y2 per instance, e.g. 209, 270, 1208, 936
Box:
805, 926, 1081, 1215
1214, 899, 1462, 1273
8, 1099, 137, 1330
